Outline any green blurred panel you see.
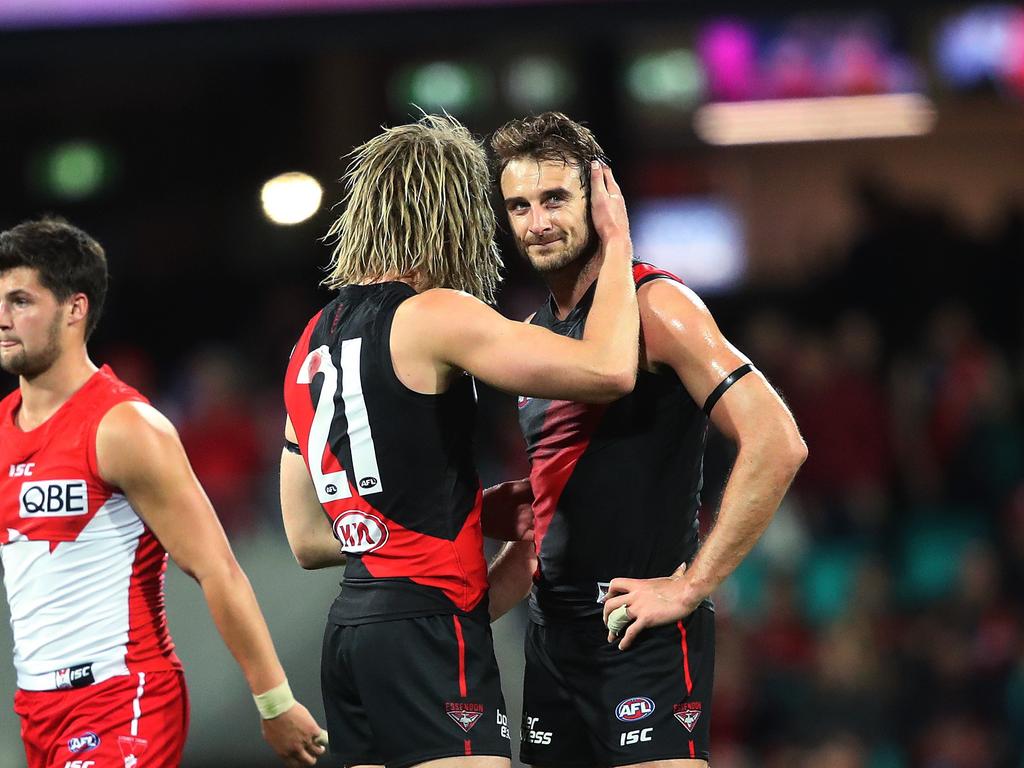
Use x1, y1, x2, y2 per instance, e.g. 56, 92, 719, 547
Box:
626, 48, 706, 108
392, 61, 492, 114
31, 140, 117, 201
506, 55, 574, 110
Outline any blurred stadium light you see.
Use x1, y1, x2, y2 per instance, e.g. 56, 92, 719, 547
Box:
391, 61, 492, 115
694, 93, 937, 145
505, 55, 575, 111
626, 48, 706, 108
630, 197, 746, 292
260, 172, 323, 225
32, 141, 116, 201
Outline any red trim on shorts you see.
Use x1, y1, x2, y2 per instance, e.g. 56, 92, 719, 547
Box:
677, 620, 693, 695
453, 616, 467, 698
465, 739, 472, 756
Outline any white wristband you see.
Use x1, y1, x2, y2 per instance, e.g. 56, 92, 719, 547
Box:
253, 680, 297, 720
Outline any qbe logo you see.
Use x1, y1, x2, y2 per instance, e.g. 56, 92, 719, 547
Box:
333, 511, 389, 554
616, 696, 655, 722
19, 480, 88, 518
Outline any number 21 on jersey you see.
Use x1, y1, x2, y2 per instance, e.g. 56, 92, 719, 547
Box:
296, 339, 383, 504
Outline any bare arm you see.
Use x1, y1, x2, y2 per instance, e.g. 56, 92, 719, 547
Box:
603, 280, 807, 649
281, 417, 346, 569
96, 402, 325, 765
392, 163, 639, 403
488, 541, 537, 621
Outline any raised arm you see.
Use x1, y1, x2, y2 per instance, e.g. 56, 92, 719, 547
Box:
603, 280, 807, 649
96, 401, 326, 766
391, 162, 639, 403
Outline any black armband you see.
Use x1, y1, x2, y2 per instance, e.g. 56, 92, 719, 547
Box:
283, 439, 302, 455
702, 363, 754, 416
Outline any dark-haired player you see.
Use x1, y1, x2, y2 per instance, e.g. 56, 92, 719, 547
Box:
0, 218, 325, 768
488, 112, 807, 768
280, 115, 638, 768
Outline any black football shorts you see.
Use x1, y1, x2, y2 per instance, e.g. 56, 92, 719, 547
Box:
520, 602, 714, 766
321, 612, 512, 768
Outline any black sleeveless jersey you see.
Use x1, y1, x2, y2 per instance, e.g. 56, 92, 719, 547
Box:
517, 263, 708, 623
284, 282, 487, 625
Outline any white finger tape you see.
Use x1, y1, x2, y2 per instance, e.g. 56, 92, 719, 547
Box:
606, 605, 632, 635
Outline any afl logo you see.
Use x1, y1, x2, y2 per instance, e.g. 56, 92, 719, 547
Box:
359, 477, 378, 490
616, 697, 655, 722
67, 732, 100, 753
333, 511, 389, 554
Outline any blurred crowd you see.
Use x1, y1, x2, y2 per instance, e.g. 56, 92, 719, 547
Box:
702, 185, 1024, 767
3, 179, 1019, 768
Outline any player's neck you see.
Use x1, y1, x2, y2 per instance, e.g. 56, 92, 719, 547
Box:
17, 346, 98, 431
547, 253, 602, 321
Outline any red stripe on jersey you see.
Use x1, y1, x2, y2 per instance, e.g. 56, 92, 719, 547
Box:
283, 310, 324, 476
453, 616, 467, 698
632, 261, 685, 286
678, 619, 693, 695
689, 740, 696, 758
126, 530, 180, 670
528, 400, 607, 567
357, 487, 488, 613
465, 740, 472, 756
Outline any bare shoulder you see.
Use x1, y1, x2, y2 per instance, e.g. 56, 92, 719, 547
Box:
98, 400, 177, 442
96, 401, 181, 485
400, 287, 483, 317
637, 277, 738, 374
637, 277, 712, 326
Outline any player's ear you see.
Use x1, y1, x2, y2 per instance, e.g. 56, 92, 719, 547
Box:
67, 292, 90, 329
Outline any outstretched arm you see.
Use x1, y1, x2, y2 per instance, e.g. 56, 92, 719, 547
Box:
603, 280, 807, 650
392, 163, 639, 404
97, 402, 327, 766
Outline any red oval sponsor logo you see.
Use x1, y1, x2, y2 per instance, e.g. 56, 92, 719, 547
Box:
333, 511, 389, 554
616, 697, 655, 722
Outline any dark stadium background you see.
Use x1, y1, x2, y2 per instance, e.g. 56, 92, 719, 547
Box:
1, 1, 1023, 766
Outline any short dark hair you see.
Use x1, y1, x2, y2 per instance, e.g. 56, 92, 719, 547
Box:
0, 217, 108, 340
490, 112, 608, 193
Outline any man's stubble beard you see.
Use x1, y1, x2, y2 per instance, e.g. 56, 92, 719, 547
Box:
0, 314, 63, 379
521, 220, 600, 276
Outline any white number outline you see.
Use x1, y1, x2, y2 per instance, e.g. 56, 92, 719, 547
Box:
296, 340, 383, 503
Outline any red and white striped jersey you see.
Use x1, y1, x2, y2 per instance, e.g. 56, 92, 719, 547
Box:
0, 366, 180, 691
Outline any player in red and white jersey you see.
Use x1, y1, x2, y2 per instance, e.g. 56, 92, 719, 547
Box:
0, 217, 325, 768
279, 115, 639, 768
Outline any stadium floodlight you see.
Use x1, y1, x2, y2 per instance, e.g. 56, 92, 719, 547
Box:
260, 172, 323, 226
694, 93, 937, 145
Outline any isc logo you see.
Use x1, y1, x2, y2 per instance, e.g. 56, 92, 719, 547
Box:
615, 697, 655, 722
19, 480, 88, 518
9, 463, 34, 477
619, 728, 653, 746
63, 761, 95, 768
333, 511, 389, 554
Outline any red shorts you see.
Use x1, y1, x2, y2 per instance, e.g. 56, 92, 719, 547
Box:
13, 670, 189, 768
